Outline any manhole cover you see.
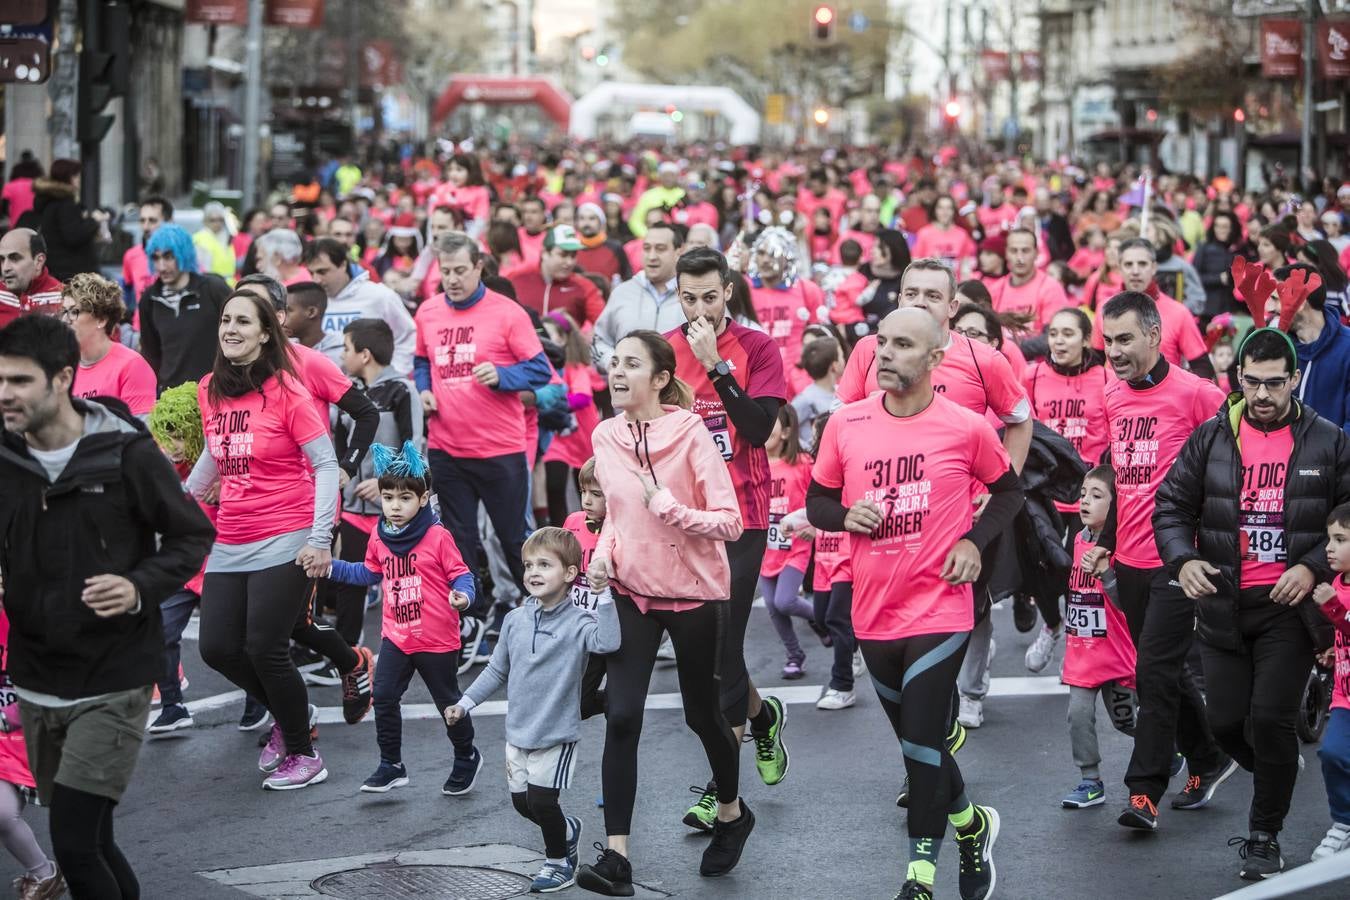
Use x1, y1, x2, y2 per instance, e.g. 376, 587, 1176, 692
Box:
311, 864, 530, 899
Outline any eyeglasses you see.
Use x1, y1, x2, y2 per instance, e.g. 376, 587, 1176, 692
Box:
955, 326, 990, 341
58, 306, 83, 321
1240, 374, 1291, 392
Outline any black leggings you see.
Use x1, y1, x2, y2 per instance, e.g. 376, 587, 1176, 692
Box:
200, 561, 314, 756
512, 786, 567, 859
290, 577, 359, 673
603, 592, 740, 835
861, 632, 971, 838
720, 529, 768, 725
49, 784, 137, 899
543, 460, 578, 527
816, 582, 858, 692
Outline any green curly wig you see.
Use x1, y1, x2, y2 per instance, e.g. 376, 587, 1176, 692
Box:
148, 381, 204, 465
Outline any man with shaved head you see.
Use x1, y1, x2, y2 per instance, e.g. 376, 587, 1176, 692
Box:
0, 228, 63, 326
807, 306, 1023, 900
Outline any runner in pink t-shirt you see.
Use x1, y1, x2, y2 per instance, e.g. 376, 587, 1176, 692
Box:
0, 609, 59, 893
759, 408, 816, 679
61, 273, 157, 415
74, 341, 156, 416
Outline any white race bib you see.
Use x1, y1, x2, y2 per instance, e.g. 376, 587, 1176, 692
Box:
1066, 591, 1107, 639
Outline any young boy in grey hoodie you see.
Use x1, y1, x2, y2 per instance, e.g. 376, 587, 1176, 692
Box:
447, 527, 620, 894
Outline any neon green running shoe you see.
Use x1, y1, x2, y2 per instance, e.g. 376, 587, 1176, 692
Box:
682, 782, 717, 832
752, 696, 789, 786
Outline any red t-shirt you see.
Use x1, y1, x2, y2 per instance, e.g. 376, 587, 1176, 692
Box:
668, 319, 787, 531
199, 372, 328, 545
762, 455, 813, 577
414, 290, 544, 459
1062, 532, 1136, 689
1104, 366, 1225, 568
73, 342, 157, 416
364, 525, 470, 654
812, 392, 1012, 640
1237, 419, 1294, 587
749, 279, 822, 369
563, 510, 603, 612
989, 272, 1071, 331
836, 332, 1031, 425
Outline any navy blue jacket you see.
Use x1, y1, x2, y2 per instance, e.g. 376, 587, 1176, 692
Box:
1294, 309, 1350, 434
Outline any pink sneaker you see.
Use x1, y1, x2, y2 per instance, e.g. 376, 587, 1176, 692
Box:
262, 751, 328, 791
258, 724, 285, 773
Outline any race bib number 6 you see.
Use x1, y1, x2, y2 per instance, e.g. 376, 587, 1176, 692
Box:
704, 413, 733, 461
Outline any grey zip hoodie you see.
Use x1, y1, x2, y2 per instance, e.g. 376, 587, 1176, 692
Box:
459, 594, 620, 749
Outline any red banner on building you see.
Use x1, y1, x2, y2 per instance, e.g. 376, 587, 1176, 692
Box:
186, 0, 247, 25
265, 0, 324, 28
980, 50, 1009, 81
362, 40, 403, 88
1261, 18, 1303, 78
1320, 18, 1350, 79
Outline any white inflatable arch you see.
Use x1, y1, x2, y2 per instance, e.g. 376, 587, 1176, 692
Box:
569, 83, 761, 144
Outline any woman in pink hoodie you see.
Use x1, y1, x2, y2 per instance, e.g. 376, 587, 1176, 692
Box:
576, 330, 753, 896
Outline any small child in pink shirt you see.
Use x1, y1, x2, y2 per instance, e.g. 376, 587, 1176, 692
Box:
1309, 503, 1350, 860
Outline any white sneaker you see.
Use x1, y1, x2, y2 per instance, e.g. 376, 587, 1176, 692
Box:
852, 649, 866, 680
1311, 822, 1350, 860
957, 695, 984, 729
1024, 624, 1062, 673
656, 635, 676, 661
816, 688, 856, 710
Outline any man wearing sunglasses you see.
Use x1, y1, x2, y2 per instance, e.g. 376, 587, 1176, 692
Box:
1154, 327, 1350, 880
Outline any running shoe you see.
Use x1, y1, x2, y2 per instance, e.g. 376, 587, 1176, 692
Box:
1230, 831, 1284, 880
238, 698, 270, 731
147, 704, 194, 736
262, 751, 328, 790
530, 861, 576, 893
683, 782, 718, 832
781, 657, 805, 680
304, 662, 342, 687
575, 844, 634, 897
957, 695, 983, 729
955, 804, 999, 900
341, 646, 375, 724
443, 747, 484, 796
897, 722, 965, 807
893, 881, 934, 900
752, 696, 789, 786
655, 635, 676, 662
1171, 756, 1238, 810
853, 649, 866, 679
1062, 779, 1105, 809
150, 666, 189, 707
1024, 624, 1062, 673
1012, 594, 1037, 632
1118, 794, 1158, 830
258, 724, 286, 773
1312, 822, 1350, 860
1169, 751, 1186, 779
699, 800, 754, 877
290, 643, 325, 670
360, 761, 409, 793
565, 815, 583, 870
14, 864, 65, 900
458, 618, 486, 676
815, 688, 855, 710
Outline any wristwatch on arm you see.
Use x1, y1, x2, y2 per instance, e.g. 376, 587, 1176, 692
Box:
708, 359, 731, 380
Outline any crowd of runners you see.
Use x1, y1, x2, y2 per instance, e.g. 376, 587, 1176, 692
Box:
1, 142, 1350, 899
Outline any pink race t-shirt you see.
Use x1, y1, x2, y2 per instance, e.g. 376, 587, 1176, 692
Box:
1238, 419, 1294, 587
989, 272, 1071, 331
0, 612, 34, 789
414, 290, 545, 459
288, 342, 352, 431
73, 342, 157, 416
750, 280, 821, 369
1062, 533, 1136, 690
563, 510, 603, 612
912, 225, 977, 274
121, 245, 155, 306
1322, 577, 1350, 711
1104, 366, 1225, 568
812, 529, 851, 591
812, 392, 1012, 640
199, 373, 328, 545
1024, 359, 1112, 513
762, 455, 813, 578
365, 525, 469, 654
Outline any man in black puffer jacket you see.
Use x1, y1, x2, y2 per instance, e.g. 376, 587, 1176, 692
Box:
1155, 327, 1350, 881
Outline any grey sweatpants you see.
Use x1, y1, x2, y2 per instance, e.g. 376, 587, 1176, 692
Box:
956, 613, 994, 700
1068, 681, 1137, 780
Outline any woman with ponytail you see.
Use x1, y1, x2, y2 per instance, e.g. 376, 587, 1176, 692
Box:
575, 329, 752, 896
188, 289, 338, 790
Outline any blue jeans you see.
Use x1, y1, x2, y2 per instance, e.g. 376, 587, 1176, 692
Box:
158, 589, 199, 707
373, 638, 475, 765
1321, 707, 1350, 826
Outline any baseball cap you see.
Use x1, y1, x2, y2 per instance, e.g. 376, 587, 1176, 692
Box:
543, 224, 584, 252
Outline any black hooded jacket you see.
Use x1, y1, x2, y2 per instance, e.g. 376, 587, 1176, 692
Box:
1153, 396, 1350, 651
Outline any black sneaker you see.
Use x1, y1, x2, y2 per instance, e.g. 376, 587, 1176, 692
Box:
290, 643, 325, 669
1118, 794, 1159, 830
340, 646, 375, 724
238, 697, 270, 731
1012, 594, 1037, 633
304, 662, 342, 687
1171, 757, 1239, 810
955, 804, 999, 900
147, 704, 194, 735
575, 844, 634, 897
361, 761, 409, 793
894, 881, 934, 900
443, 748, 483, 796
1230, 831, 1284, 880
699, 800, 755, 877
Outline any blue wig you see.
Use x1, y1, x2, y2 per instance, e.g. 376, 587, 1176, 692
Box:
145, 224, 199, 274
371, 441, 428, 479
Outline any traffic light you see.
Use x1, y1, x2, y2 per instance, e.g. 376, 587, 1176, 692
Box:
943, 99, 962, 120
76, 1, 129, 146
812, 107, 830, 126
811, 5, 835, 43
1233, 108, 1246, 124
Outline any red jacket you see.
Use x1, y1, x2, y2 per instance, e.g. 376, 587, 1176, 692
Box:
506, 265, 605, 327
0, 268, 63, 327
